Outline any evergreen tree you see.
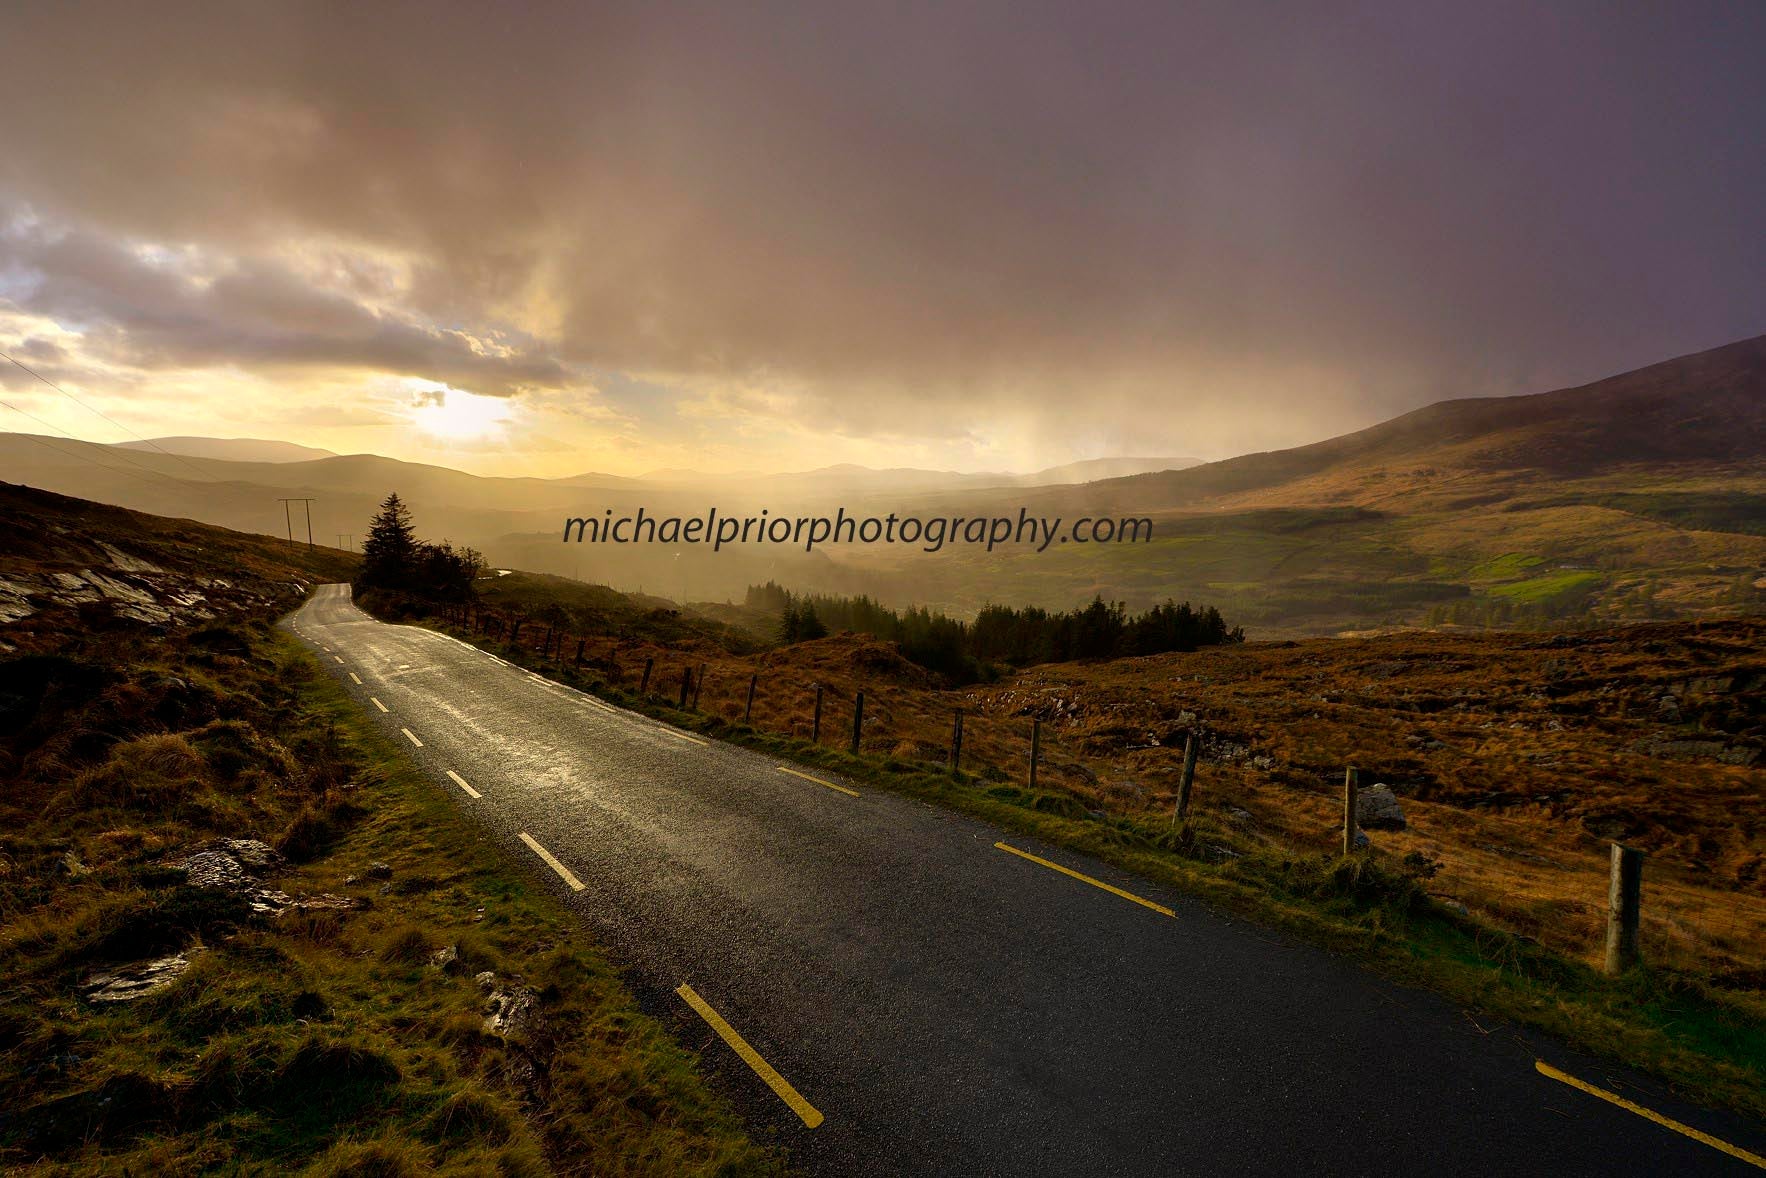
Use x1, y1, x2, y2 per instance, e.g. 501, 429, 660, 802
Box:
797, 602, 828, 640
359, 492, 417, 590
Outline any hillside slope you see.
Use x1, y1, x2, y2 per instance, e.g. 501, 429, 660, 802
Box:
4, 334, 1763, 633
1015, 333, 1766, 516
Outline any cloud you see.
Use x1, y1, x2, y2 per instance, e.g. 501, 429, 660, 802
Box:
1, 1, 1763, 467
0, 220, 571, 394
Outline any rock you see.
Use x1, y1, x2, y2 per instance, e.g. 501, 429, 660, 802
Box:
174, 840, 294, 915
430, 944, 460, 970
178, 849, 249, 890
216, 839, 281, 872
474, 970, 498, 991
1226, 807, 1254, 824
291, 893, 359, 913
1438, 899, 1470, 917
366, 861, 393, 880
83, 950, 202, 1003
483, 985, 547, 1045
1357, 785, 1407, 831
1353, 829, 1371, 849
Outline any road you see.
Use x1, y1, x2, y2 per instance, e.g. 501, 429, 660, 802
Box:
287, 583, 1765, 1176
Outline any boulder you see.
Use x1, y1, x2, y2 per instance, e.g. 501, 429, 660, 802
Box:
1357, 784, 1407, 831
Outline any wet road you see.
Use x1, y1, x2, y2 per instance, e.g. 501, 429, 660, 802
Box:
287, 583, 1765, 1176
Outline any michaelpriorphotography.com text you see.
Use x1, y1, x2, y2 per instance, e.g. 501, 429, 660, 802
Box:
562, 507, 1154, 553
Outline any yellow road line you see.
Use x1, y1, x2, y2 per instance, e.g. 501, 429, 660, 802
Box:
994, 842, 1175, 917
518, 832, 585, 891
1534, 1061, 1765, 1169
776, 765, 859, 798
370, 696, 388, 712
401, 727, 424, 748
676, 984, 823, 1129
656, 726, 709, 746
445, 769, 481, 799
334, 655, 344, 664
349, 672, 362, 685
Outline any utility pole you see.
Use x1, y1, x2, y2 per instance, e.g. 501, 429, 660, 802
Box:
277, 498, 316, 551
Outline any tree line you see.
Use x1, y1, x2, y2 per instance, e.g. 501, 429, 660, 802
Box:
355, 492, 484, 601
746, 581, 1243, 682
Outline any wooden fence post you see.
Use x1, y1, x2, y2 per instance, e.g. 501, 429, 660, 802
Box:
1342, 766, 1360, 855
812, 685, 824, 743
1028, 717, 1041, 790
1174, 733, 1198, 823
678, 666, 692, 709
950, 710, 964, 774
574, 638, 585, 666
744, 673, 757, 724
851, 691, 865, 754
693, 663, 706, 708
1605, 843, 1644, 975
640, 657, 654, 696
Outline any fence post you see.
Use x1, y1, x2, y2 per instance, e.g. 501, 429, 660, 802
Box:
950, 710, 964, 774
851, 691, 865, 755
812, 686, 823, 743
640, 657, 654, 696
693, 663, 706, 709
1605, 843, 1644, 975
678, 666, 692, 709
744, 673, 757, 724
575, 638, 585, 666
1028, 717, 1041, 790
1174, 733, 1198, 822
1342, 766, 1360, 855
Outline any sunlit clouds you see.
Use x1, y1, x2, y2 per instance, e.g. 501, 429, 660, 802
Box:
2, 2, 1764, 477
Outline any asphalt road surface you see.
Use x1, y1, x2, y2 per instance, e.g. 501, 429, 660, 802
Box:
287, 584, 1766, 1176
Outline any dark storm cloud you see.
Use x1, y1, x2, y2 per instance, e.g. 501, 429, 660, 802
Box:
2, 0, 1762, 453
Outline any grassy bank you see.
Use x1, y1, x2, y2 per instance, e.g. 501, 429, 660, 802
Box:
446, 615, 1766, 1125
0, 618, 775, 1174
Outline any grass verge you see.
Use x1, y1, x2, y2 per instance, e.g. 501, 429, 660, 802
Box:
0, 619, 777, 1175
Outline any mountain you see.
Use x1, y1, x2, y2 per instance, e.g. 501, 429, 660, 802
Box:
1005, 334, 1766, 517
1020, 456, 1202, 484
114, 436, 339, 463
3, 335, 1762, 633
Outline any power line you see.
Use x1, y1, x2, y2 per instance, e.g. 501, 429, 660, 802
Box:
0, 347, 222, 482
0, 399, 203, 493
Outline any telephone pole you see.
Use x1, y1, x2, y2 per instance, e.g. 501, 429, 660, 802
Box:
277, 498, 316, 551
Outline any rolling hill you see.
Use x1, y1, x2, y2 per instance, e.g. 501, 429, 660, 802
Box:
2, 334, 1762, 634
115, 436, 339, 463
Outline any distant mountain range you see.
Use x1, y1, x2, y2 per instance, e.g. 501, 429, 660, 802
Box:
115, 436, 340, 464
3, 334, 1762, 634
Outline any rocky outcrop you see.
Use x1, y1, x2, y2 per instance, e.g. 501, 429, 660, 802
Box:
82, 950, 203, 1003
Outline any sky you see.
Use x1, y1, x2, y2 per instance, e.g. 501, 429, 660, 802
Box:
2, 1, 1763, 478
